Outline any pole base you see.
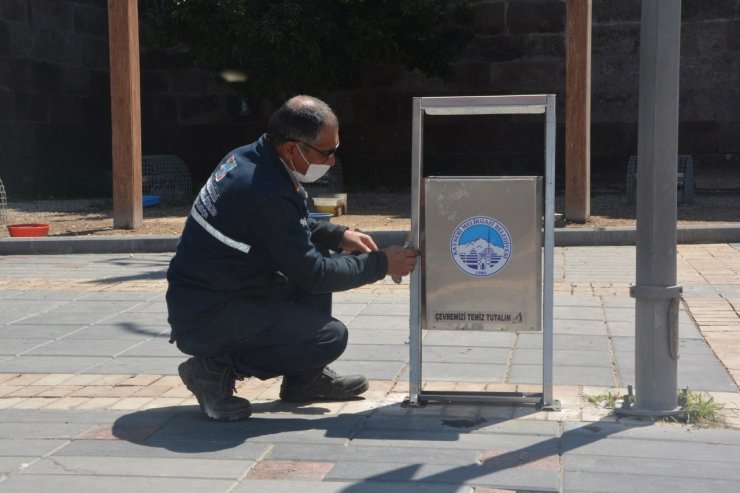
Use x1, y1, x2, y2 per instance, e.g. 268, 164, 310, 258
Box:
615, 405, 682, 418
539, 399, 562, 412
613, 385, 682, 418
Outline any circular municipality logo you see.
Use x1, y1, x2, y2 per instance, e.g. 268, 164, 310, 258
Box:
450, 216, 512, 277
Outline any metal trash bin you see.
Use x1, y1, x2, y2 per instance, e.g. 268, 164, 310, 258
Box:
424, 177, 542, 332
407, 95, 559, 410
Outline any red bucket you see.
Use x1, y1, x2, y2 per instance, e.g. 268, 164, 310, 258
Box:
7, 223, 50, 237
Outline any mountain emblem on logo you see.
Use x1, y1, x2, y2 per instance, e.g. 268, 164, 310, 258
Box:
450, 216, 512, 277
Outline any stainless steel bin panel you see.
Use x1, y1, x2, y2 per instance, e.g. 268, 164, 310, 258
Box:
423, 177, 542, 331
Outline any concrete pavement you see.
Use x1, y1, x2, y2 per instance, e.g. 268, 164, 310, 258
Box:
0, 244, 739, 492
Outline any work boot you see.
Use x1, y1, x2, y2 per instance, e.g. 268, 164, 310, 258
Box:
279, 366, 369, 402
178, 356, 252, 421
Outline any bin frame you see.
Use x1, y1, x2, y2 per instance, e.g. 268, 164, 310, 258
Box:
407, 94, 559, 410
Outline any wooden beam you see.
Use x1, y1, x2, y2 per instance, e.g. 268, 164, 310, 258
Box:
565, 0, 592, 223
108, 0, 142, 229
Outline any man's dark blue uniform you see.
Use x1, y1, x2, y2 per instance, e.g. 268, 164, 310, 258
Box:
166, 95, 418, 421
167, 134, 387, 380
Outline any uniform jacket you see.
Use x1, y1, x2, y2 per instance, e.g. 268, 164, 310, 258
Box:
166, 134, 388, 331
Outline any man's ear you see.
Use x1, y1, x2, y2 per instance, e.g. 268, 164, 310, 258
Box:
275, 141, 296, 161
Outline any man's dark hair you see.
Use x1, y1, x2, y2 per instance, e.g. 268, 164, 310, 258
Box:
267, 95, 338, 147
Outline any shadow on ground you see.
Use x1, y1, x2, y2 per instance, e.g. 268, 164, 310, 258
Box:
113, 403, 646, 491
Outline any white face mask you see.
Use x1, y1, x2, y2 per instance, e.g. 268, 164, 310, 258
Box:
290, 145, 331, 183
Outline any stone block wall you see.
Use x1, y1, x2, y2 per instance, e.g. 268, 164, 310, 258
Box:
0, 0, 253, 198
1, 0, 738, 198
0, 0, 113, 198
332, 0, 740, 191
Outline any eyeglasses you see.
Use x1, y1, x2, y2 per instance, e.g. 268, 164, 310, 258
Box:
292, 140, 339, 163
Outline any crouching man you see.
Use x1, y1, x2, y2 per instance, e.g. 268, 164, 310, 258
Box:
166, 95, 419, 421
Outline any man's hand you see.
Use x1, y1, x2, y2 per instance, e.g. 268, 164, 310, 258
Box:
383, 245, 420, 277
340, 229, 379, 253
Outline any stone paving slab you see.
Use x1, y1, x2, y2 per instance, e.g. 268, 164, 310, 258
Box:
147, 416, 359, 445
551, 319, 609, 335
23, 455, 255, 479
346, 315, 413, 330
0, 438, 69, 456
84, 356, 187, 375
409, 362, 509, 383
351, 431, 561, 456
0, 475, 237, 493
516, 333, 609, 350
362, 413, 560, 435
509, 364, 617, 386
423, 331, 515, 347
55, 439, 271, 460
562, 434, 740, 463
268, 442, 483, 467
564, 454, 740, 480
61, 324, 169, 341
115, 342, 185, 358
564, 471, 738, 493
512, 348, 609, 366
553, 306, 604, 320
330, 360, 406, 381
23, 339, 142, 357
421, 346, 512, 365
346, 329, 410, 345
0, 420, 99, 439
231, 479, 472, 492
0, 356, 112, 374
325, 460, 559, 491
341, 344, 408, 362
0, 458, 36, 475
0, 325, 89, 340
562, 420, 740, 443
0, 340, 46, 355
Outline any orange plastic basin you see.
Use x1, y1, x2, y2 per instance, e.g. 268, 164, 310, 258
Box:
7, 223, 50, 237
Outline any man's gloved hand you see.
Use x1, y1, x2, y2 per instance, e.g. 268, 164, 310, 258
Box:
383, 245, 420, 278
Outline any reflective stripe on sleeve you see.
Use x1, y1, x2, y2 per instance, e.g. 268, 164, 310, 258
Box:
190, 207, 251, 254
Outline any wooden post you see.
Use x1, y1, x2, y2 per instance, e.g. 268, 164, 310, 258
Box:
565, 0, 592, 223
108, 0, 142, 229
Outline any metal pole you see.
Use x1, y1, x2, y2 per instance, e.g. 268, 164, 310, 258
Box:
541, 95, 558, 410
624, 0, 682, 416
408, 98, 424, 405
